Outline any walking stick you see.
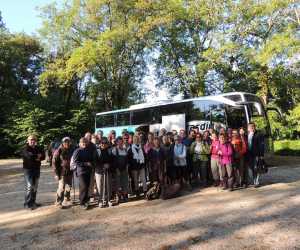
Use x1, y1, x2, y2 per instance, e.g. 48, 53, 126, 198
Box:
103, 168, 106, 205
72, 171, 76, 204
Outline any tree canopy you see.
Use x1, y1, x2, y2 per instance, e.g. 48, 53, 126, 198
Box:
0, 1, 299, 157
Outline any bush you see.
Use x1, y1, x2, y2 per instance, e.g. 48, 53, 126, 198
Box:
274, 140, 300, 156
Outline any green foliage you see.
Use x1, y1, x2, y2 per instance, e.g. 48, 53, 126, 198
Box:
61, 104, 94, 140
274, 140, 300, 156
287, 103, 300, 134
0, 1, 299, 157
4, 101, 63, 147
38, 0, 149, 110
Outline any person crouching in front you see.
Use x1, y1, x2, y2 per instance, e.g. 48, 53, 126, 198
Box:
72, 137, 94, 210
52, 137, 74, 208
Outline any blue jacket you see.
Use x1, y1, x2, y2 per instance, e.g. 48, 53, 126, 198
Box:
72, 147, 94, 176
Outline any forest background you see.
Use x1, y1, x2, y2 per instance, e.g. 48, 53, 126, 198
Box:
0, 0, 299, 158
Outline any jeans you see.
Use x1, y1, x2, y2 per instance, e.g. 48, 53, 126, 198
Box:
24, 168, 40, 207
248, 157, 260, 185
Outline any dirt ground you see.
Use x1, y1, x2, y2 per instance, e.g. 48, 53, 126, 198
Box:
1, 157, 300, 250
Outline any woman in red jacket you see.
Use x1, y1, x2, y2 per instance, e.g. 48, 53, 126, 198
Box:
231, 129, 247, 188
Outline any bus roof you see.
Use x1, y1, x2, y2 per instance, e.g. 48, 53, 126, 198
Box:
96, 92, 257, 116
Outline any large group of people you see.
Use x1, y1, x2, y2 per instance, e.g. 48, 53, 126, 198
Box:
22, 122, 265, 210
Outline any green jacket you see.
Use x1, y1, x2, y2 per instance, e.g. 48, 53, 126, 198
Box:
190, 141, 210, 162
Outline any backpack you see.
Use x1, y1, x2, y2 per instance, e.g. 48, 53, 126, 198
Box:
146, 182, 161, 200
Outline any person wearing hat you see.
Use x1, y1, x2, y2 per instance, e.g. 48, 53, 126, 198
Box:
52, 137, 74, 208
22, 134, 45, 210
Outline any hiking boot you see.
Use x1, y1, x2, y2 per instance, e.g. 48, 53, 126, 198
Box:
33, 202, 42, 207
30, 203, 37, 210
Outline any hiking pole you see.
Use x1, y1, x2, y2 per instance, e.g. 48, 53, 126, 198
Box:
72, 171, 76, 204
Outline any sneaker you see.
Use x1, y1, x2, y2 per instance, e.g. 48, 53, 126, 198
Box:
99, 202, 107, 208
55, 201, 62, 207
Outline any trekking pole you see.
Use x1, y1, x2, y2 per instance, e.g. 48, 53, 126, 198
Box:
72, 171, 76, 204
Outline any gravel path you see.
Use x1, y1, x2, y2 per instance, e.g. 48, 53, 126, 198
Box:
0, 158, 300, 250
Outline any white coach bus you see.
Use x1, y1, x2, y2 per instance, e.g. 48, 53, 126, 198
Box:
95, 92, 277, 153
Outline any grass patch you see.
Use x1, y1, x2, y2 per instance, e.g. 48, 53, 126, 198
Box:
274, 140, 300, 156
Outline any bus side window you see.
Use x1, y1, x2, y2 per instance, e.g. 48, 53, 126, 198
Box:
96, 114, 114, 128
116, 112, 130, 126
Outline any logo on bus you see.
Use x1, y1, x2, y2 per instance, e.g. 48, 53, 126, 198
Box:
188, 121, 226, 132
188, 121, 212, 132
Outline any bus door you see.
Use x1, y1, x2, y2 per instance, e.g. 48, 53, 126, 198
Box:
225, 105, 248, 129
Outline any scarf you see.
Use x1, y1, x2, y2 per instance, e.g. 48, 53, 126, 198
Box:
194, 142, 202, 154
132, 144, 145, 164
